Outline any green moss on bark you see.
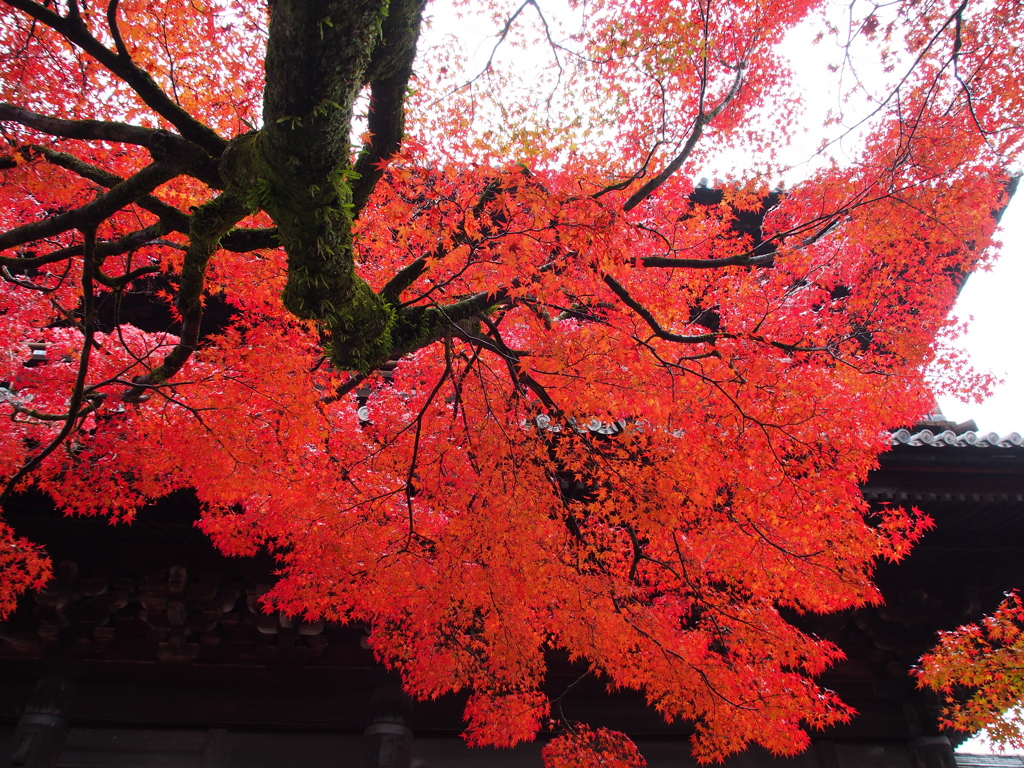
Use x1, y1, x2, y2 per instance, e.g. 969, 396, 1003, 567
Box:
216, 1, 399, 371
217, 0, 458, 372
221, 129, 396, 372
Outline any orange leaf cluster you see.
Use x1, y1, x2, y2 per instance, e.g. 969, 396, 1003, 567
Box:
917, 593, 1024, 748
542, 726, 647, 768
1, 0, 1023, 761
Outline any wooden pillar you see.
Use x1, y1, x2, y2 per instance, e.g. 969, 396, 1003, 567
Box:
909, 736, 957, 768
5, 677, 76, 768
362, 685, 413, 768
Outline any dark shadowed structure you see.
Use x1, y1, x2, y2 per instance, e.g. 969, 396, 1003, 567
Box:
1, 417, 1023, 768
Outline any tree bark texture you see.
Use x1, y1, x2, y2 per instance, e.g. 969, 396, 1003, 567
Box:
218, 0, 431, 372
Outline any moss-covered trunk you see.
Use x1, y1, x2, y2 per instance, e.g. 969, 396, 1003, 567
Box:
220, 0, 427, 372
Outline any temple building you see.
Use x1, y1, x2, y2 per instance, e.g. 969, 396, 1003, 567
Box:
1, 415, 1023, 768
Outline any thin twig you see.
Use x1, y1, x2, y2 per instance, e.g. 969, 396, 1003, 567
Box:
1, 225, 98, 505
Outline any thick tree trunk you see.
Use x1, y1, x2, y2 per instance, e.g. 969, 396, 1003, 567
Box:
220, 0, 428, 372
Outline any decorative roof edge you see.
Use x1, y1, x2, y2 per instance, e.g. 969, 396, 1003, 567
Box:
891, 428, 1023, 448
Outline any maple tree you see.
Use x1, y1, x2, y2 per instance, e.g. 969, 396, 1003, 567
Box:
917, 592, 1024, 751
1, 0, 1023, 762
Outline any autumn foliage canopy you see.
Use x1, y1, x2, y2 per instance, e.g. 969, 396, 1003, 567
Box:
1, 0, 1023, 761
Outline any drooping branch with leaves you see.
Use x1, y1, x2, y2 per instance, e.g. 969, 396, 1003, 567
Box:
918, 592, 1024, 751
1, 0, 1023, 762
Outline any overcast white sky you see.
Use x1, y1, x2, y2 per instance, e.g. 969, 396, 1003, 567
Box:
943, 195, 1023, 755
937, 192, 1024, 435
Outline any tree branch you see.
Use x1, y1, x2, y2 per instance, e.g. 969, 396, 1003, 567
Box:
2, 0, 226, 156
389, 289, 507, 358
622, 68, 745, 213
95, 263, 162, 289
454, 315, 557, 411
10, 145, 193, 233
0, 226, 99, 506
602, 274, 717, 344
106, 0, 130, 59
0, 103, 220, 186
641, 253, 775, 269
380, 179, 511, 305
0, 161, 178, 250
0, 223, 166, 269
245, 0, 399, 371
122, 193, 248, 401
221, 227, 280, 252
351, 0, 427, 216
380, 255, 429, 305
3, 146, 278, 252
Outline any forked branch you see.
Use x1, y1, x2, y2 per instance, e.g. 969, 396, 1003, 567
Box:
122, 193, 248, 401
622, 67, 746, 213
